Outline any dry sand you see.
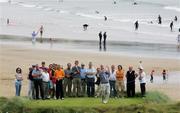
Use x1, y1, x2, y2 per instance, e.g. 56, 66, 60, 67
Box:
0, 44, 180, 100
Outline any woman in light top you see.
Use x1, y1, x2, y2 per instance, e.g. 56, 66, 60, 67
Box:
15, 67, 23, 96
138, 66, 146, 97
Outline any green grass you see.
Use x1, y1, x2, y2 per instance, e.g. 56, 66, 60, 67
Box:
25, 97, 143, 108
0, 92, 180, 113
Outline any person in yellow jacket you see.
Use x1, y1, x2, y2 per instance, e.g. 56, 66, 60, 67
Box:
116, 65, 125, 98
55, 65, 65, 100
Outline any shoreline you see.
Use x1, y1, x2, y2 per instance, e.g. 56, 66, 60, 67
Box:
1, 34, 180, 60
0, 34, 178, 46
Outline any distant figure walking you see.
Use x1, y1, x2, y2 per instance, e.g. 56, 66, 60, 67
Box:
95, 11, 99, 14
32, 31, 38, 45
104, 16, 107, 21
150, 70, 155, 83
174, 16, 178, 22
39, 25, 44, 43
133, 2, 138, 5
158, 15, 162, 24
83, 24, 89, 31
98, 31, 102, 50
162, 69, 168, 81
134, 20, 139, 30
177, 28, 180, 48
170, 21, 173, 32
7, 18, 10, 25
103, 32, 107, 51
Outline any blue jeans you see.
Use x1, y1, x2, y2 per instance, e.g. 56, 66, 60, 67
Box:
109, 80, 116, 97
15, 80, 22, 96
87, 78, 95, 97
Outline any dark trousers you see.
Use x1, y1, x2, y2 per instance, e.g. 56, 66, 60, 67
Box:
140, 83, 146, 96
56, 79, 64, 99
109, 80, 117, 97
87, 78, 95, 97
34, 79, 44, 99
127, 83, 135, 97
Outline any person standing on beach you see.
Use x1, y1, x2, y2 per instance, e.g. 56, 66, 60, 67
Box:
41, 68, 50, 99
98, 31, 102, 50
28, 65, 35, 99
40, 61, 47, 71
138, 67, 146, 97
80, 63, 87, 97
177, 28, 180, 48
83, 24, 88, 31
99, 65, 110, 104
48, 64, 56, 99
134, 21, 139, 30
95, 67, 101, 97
158, 15, 162, 24
126, 66, 137, 97
32, 64, 44, 100
150, 70, 155, 83
32, 31, 38, 45
174, 16, 178, 22
103, 32, 107, 51
162, 69, 168, 81
116, 65, 125, 98
15, 67, 23, 96
7, 18, 10, 25
39, 25, 44, 43
64, 63, 73, 97
72, 60, 81, 97
86, 62, 96, 97
170, 21, 173, 32
104, 16, 107, 21
109, 65, 117, 97
55, 65, 65, 100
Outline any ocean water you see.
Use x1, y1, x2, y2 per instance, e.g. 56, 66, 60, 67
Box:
0, 0, 180, 42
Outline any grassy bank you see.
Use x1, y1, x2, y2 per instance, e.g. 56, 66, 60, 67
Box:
0, 92, 180, 113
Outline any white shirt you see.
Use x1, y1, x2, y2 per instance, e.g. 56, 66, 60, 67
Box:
109, 70, 116, 81
42, 72, 50, 82
15, 73, 23, 81
139, 72, 146, 83
86, 68, 96, 78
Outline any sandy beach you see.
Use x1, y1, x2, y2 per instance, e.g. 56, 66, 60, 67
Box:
0, 44, 180, 100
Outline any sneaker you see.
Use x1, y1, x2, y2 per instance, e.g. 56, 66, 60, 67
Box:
61, 98, 64, 100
